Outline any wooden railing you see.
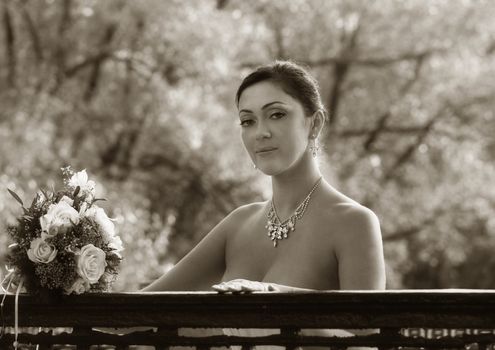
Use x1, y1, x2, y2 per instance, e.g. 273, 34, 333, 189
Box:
1, 290, 495, 349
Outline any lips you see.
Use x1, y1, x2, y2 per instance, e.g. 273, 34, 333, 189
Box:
256, 147, 278, 154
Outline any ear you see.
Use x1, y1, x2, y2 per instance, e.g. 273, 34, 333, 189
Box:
309, 110, 325, 139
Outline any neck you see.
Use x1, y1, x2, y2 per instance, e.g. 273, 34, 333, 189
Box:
271, 152, 322, 220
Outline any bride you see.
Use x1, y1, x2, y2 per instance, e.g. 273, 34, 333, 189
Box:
143, 60, 385, 293
141, 60, 386, 347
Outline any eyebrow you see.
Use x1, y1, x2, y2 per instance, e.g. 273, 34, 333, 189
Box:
239, 101, 287, 115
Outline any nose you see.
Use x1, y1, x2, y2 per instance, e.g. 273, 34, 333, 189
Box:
255, 120, 271, 140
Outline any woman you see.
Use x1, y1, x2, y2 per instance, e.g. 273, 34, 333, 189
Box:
141, 61, 385, 349
143, 60, 385, 293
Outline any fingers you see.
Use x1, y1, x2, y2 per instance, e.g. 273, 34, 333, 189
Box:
212, 281, 235, 293
212, 279, 273, 293
212, 280, 244, 293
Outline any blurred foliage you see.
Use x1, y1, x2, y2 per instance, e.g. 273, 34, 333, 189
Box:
1, 0, 494, 290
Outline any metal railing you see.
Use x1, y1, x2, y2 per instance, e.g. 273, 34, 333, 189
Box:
1, 289, 495, 349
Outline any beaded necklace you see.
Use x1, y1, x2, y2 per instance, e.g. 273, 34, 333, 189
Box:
266, 177, 322, 247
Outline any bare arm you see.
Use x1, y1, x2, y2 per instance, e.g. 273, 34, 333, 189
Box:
141, 207, 243, 291
335, 205, 386, 290
298, 206, 385, 344
95, 210, 239, 334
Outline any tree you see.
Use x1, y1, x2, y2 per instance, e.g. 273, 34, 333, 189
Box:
1, 0, 494, 289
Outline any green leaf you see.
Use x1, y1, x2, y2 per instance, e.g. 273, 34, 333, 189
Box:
89, 197, 107, 208
73, 196, 81, 210
92, 198, 107, 204
30, 194, 38, 209
8, 189, 24, 207
40, 188, 49, 200
54, 192, 62, 203
73, 186, 80, 198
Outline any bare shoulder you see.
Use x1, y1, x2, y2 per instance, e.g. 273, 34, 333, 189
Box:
323, 199, 385, 289
333, 202, 381, 235
314, 186, 382, 252
315, 184, 380, 237
223, 201, 267, 226
328, 201, 382, 250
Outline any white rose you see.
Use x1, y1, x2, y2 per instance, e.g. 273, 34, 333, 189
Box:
59, 195, 74, 206
64, 278, 90, 295
94, 207, 115, 238
78, 202, 88, 216
84, 206, 116, 244
83, 206, 96, 218
68, 170, 96, 196
76, 244, 107, 284
27, 238, 57, 264
108, 235, 123, 253
40, 200, 80, 237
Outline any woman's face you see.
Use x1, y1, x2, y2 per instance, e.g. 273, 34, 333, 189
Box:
238, 81, 312, 176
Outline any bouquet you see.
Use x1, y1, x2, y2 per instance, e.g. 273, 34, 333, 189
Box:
4, 167, 123, 295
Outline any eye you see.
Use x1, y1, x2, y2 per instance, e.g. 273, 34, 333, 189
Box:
270, 112, 286, 119
240, 119, 254, 127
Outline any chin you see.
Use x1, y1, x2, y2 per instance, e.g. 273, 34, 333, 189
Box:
258, 169, 279, 176
259, 155, 308, 176
256, 164, 286, 177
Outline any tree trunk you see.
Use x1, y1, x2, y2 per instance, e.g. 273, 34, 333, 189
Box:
3, 2, 16, 88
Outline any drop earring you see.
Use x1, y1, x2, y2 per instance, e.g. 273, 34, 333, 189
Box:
253, 164, 257, 169
309, 137, 319, 158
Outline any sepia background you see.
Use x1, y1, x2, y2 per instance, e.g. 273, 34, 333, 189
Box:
1, 0, 494, 291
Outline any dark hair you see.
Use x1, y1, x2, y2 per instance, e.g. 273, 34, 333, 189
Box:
235, 60, 327, 118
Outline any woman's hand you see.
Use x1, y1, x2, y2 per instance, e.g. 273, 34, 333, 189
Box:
212, 279, 278, 293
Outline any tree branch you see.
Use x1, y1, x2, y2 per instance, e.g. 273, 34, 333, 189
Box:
383, 205, 453, 242
3, 2, 16, 88
447, 94, 495, 117
241, 47, 446, 72
51, 0, 72, 92
338, 125, 436, 137
338, 93, 494, 139
20, 3, 43, 64
326, 15, 362, 126
304, 48, 444, 68
361, 54, 426, 151
383, 220, 431, 242
83, 24, 117, 101
110, 53, 158, 80
272, 22, 286, 60
360, 92, 494, 204
137, 153, 238, 216
398, 51, 427, 95
362, 112, 390, 151
382, 93, 492, 182
486, 40, 495, 55
382, 109, 444, 182
64, 51, 112, 77
216, 0, 229, 9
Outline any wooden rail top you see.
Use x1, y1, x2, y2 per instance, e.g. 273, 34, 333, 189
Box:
3, 289, 495, 328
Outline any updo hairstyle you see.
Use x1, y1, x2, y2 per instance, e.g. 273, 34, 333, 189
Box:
235, 60, 327, 119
